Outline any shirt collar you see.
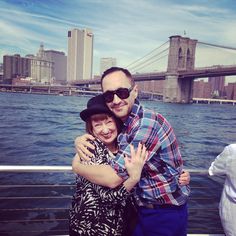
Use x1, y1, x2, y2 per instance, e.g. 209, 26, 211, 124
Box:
123, 99, 141, 127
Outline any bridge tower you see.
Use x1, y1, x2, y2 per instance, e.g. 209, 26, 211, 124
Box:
163, 35, 198, 103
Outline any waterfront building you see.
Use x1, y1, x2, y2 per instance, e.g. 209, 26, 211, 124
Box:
100, 57, 116, 75
44, 50, 67, 84
225, 82, 236, 100
209, 76, 225, 97
67, 28, 93, 82
28, 44, 53, 84
137, 80, 164, 94
3, 54, 31, 83
193, 80, 212, 98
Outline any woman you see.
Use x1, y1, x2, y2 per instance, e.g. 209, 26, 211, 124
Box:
69, 94, 147, 236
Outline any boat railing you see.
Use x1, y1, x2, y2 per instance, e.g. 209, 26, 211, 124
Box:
0, 166, 224, 236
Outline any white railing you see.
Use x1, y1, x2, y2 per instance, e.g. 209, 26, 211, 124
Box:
0, 165, 72, 172
0, 165, 210, 174
0, 166, 224, 236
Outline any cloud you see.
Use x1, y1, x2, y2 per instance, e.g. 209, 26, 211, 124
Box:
0, 0, 236, 78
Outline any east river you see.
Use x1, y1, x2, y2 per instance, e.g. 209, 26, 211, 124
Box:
0, 92, 235, 235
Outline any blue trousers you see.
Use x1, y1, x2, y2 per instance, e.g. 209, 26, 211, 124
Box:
132, 203, 188, 236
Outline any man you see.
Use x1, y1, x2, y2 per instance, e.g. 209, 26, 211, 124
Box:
208, 144, 236, 236
74, 67, 190, 236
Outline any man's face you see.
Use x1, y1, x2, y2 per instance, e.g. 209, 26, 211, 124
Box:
102, 71, 138, 121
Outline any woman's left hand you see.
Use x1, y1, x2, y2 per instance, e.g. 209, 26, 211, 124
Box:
124, 143, 148, 181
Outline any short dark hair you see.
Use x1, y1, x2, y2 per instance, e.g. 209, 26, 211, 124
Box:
101, 67, 134, 90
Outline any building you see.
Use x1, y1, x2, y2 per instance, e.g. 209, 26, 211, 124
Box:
67, 28, 93, 82
208, 76, 225, 97
44, 50, 67, 84
100, 57, 116, 75
0, 63, 3, 82
225, 83, 236, 100
3, 54, 31, 83
193, 80, 212, 98
28, 44, 53, 84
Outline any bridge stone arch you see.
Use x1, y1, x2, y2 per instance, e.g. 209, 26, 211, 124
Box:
164, 35, 198, 103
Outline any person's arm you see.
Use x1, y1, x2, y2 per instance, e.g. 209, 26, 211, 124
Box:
208, 146, 229, 176
72, 154, 123, 188
90, 143, 147, 203
74, 133, 95, 161
72, 142, 147, 189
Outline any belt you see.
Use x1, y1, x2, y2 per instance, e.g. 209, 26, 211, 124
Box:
141, 203, 186, 209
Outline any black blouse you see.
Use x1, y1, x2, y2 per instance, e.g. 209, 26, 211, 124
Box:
69, 139, 133, 236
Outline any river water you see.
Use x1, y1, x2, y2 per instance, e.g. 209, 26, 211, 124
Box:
0, 92, 235, 235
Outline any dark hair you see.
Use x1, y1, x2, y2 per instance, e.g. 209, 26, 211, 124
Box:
101, 67, 134, 89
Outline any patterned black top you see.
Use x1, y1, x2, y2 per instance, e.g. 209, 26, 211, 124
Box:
69, 139, 133, 236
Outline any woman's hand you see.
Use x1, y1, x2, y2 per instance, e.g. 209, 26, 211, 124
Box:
124, 143, 148, 182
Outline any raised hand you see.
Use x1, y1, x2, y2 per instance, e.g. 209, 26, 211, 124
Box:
124, 143, 148, 182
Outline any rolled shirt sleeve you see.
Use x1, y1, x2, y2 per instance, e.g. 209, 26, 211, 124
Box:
208, 146, 229, 176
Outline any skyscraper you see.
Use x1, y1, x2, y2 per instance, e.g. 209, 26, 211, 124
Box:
100, 57, 117, 75
67, 28, 93, 82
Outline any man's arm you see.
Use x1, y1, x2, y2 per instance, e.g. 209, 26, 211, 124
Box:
74, 133, 95, 160
72, 154, 123, 188
209, 146, 228, 176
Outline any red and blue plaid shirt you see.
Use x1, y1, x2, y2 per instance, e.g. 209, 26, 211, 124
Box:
109, 100, 190, 206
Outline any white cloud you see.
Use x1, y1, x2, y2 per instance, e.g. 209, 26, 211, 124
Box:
0, 0, 235, 81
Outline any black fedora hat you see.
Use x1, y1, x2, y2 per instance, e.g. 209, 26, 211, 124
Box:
80, 94, 113, 121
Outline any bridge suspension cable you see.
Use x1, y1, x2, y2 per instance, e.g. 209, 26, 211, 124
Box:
129, 48, 169, 73
126, 40, 169, 70
198, 41, 236, 51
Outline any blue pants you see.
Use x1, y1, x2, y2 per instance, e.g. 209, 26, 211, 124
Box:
132, 203, 188, 236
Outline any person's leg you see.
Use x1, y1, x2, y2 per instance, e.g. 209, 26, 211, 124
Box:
132, 219, 145, 236
133, 204, 188, 236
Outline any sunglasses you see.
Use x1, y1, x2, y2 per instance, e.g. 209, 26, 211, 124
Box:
102, 86, 133, 103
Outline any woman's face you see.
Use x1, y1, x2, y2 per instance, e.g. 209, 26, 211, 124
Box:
91, 114, 118, 146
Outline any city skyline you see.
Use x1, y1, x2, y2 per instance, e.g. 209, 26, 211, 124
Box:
1, 0, 236, 83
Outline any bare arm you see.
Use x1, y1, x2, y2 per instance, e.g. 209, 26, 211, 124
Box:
72, 143, 147, 189
90, 143, 147, 203
72, 154, 123, 188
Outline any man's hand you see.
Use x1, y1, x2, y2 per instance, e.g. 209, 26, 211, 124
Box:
74, 133, 95, 161
179, 170, 190, 185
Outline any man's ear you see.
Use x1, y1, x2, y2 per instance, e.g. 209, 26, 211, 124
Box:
133, 84, 138, 99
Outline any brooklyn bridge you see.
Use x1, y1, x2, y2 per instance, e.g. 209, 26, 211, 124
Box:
71, 35, 236, 103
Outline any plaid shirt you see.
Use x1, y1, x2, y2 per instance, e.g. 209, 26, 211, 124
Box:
109, 99, 190, 206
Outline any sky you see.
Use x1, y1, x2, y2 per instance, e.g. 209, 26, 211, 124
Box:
0, 0, 236, 82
